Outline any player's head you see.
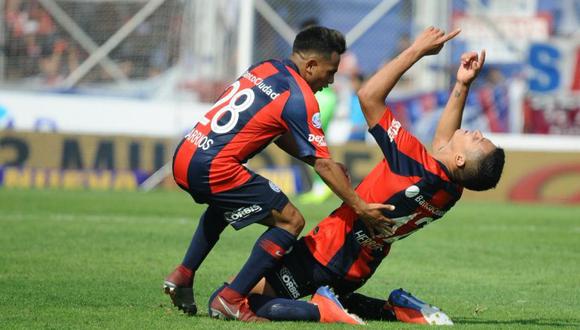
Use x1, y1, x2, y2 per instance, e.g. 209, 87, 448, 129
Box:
449, 129, 505, 191
291, 26, 346, 93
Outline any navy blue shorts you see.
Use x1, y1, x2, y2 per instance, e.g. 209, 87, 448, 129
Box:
265, 239, 366, 299
189, 173, 289, 230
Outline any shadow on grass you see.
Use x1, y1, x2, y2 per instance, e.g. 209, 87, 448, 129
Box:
455, 317, 580, 327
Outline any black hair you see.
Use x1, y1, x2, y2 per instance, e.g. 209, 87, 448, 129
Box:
462, 147, 505, 191
300, 18, 319, 30
292, 26, 346, 58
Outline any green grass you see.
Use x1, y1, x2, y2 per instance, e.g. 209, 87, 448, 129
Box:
0, 189, 579, 329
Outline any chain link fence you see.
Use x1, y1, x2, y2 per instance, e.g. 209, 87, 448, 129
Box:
1, 0, 183, 90
1, 0, 418, 95
256, 0, 415, 76
1, 0, 578, 135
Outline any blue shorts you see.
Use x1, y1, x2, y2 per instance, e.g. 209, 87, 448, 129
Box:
265, 239, 366, 299
189, 173, 289, 230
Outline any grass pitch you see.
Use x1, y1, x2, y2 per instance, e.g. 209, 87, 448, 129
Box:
1, 188, 579, 329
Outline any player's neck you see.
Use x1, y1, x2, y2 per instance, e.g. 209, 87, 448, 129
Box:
289, 53, 304, 74
433, 147, 459, 182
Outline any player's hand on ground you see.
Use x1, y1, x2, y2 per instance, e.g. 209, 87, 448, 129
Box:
359, 203, 396, 237
411, 26, 460, 57
456, 50, 486, 85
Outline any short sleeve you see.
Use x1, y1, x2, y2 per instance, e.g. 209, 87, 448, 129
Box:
368, 107, 437, 175
282, 88, 331, 159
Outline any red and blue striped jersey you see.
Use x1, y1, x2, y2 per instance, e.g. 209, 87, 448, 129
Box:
173, 59, 330, 195
304, 107, 463, 282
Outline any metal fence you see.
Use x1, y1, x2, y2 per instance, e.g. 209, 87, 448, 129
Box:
1, 0, 184, 91
0, 0, 440, 95
1, 0, 578, 135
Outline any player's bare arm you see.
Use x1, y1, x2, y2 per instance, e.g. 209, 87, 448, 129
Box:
276, 131, 394, 234
432, 50, 486, 151
358, 27, 461, 128
275, 135, 350, 181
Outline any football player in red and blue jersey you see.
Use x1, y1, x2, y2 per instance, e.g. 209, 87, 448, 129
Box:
228, 27, 505, 324
163, 26, 395, 321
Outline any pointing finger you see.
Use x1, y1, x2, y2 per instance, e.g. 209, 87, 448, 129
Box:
370, 203, 395, 211
379, 204, 396, 211
442, 28, 461, 42
479, 49, 486, 67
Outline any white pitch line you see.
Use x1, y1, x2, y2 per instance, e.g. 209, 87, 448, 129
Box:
0, 212, 192, 225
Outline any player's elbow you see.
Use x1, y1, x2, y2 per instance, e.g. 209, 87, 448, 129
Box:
357, 89, 382, 112
357, 87, 372, 105
314, 158, 334, 177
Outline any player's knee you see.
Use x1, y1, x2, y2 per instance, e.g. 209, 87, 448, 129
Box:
278, 213, 304, 236
271, 203, 305, 235
288, 213, 305, 234
276, 208, 304, 235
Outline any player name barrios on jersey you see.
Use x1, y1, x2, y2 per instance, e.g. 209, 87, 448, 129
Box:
184, 128, 214, 150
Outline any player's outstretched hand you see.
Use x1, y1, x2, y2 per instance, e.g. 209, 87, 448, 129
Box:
411, 26, 461, 57
359, 203, 396, 237
457, 50, 486, 85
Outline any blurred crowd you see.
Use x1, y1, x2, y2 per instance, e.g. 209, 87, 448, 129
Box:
3, 0, 74, 84
2, 0, 181, 86
1, 1, 577, 137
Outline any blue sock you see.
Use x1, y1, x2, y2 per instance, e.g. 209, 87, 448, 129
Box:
229, 227, 296, 296
248, 294, 320, 321
181, 207, 227, 271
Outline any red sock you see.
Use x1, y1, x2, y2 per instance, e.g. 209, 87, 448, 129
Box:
177, 265, 193, 277
219, 285, 244, 302
175, 265, 194, 286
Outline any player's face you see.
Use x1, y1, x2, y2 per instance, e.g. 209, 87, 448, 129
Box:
307, 52, 340, 93
451, 129, 496, 160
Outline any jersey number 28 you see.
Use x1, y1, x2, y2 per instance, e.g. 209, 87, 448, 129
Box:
199, 81, 255, 134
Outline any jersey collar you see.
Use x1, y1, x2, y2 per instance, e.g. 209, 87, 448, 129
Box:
436, 159, 464, 195
282, 58, 299, 73
436, 159, 453, 181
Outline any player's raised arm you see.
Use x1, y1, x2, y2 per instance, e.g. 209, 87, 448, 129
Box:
358, 27, 460, 128
432, 50, 486, 151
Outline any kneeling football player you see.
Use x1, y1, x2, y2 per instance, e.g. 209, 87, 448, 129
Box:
212, 26, 504, 325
